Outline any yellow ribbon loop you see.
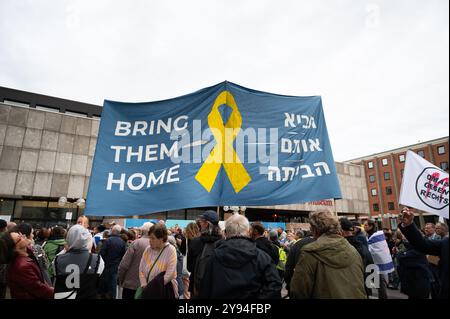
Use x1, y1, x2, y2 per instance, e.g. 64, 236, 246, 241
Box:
195, 91, 252, 193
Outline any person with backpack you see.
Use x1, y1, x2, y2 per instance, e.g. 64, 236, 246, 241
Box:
198, 214, 281, 299
11, 223, 52, 286
53, 225, 104, 299
43, 226, 66, 279
187, 210, 222, 298
0, 231, 54, 299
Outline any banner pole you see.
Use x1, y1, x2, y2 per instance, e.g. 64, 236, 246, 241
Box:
333, 198, 338, 217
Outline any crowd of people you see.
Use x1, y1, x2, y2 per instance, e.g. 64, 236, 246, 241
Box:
0, 207, 448, 299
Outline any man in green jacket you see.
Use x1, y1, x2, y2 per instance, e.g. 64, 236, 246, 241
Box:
290, 211, 367, 299
43, 226, 66, 278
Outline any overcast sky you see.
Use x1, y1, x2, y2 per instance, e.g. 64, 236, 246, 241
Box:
0, 0, 448, 161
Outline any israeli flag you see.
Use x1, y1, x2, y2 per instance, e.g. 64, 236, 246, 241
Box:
368, 230, 394, 275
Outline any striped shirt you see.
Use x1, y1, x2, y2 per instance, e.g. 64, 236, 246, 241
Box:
139, 242, 178, 297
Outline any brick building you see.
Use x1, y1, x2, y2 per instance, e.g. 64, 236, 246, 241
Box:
346, 137, 449, 228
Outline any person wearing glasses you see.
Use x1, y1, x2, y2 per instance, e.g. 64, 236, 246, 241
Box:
0, 231, 54, 299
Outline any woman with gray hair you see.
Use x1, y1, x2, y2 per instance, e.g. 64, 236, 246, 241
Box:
53, 224, 104, 299
118, 222, 153, 299
197, 214, 281, 299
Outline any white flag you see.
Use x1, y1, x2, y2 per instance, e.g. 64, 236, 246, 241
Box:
399, 150, 449, 219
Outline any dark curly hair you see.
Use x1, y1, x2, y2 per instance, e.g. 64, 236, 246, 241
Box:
0, 232, 16, 264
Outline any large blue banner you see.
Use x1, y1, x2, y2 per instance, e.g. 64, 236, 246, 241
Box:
85, 82, 341, 216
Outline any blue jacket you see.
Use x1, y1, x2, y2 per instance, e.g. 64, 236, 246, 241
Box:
100, 234, 126, 271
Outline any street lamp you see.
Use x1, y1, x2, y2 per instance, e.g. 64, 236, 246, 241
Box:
58, 196, 86, 227
223, 206, 246, 215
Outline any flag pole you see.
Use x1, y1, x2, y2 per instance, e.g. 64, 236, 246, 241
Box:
333, 198, 338, 217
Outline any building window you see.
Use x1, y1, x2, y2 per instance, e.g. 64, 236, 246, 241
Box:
47, 202, 78, 221
373, 203, 379, 212
0, 199, 14, 216
388, 202, 395, 210
368, 161, 374, 169
400, 169, 404, 177
13, 200, 48, 220
399, 154, 405, 162
382, 158, 388, 166
417, 150, 425, 158
369, 175, 375, 182
384, 172, 390, 180
438, 146, 446, 155
441, 162, 449, 171
371, 189, 377, 196
386, 187, 392, 195
167, 209, 186, 220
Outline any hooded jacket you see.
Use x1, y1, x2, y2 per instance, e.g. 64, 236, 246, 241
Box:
290, 234, 367, 299
43, 238, 66, 278
255, 236, 279, 265
187, 234, 222, 294
43, 238, 66, 264
198, 237, 281, 299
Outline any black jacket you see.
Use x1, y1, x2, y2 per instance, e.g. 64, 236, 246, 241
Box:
355, 230, 369, 249
255, 236, 279, 265
399, 223, 448, 299
397, 242, 431, 299
345, 235, 374, 267
142, 271, 175, 299
100, 234, 126, 271
284, 237, 315, 290
344, 235, 374, 297
187, 234, 222, 294
198, 237, 281, 299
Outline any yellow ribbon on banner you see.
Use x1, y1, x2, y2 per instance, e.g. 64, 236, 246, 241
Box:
195, 91, 251, 193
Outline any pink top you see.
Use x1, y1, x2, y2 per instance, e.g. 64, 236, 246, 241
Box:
139, 242, 178, 297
